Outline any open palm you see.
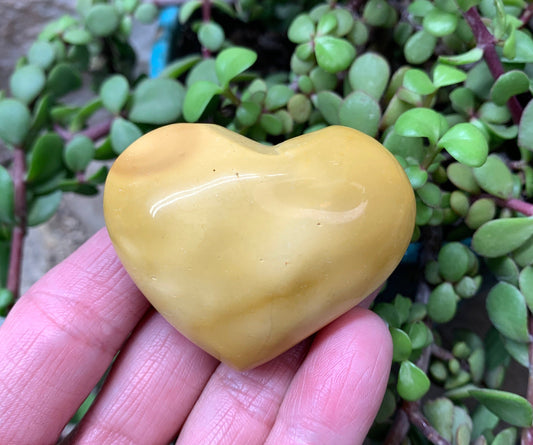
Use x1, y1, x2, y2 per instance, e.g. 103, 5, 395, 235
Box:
0, 229, 391, 445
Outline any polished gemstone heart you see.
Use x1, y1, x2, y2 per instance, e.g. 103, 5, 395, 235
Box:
104, 124, 415, 370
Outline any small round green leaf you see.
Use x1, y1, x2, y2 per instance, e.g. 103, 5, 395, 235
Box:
519, 99, 533, 151
503, 30, 533, 63
309, 67, 337, 92
28, 41, 55, 70
100, 74, 129, 114
236, 101, 261, 127
406, 321, 433, 349
408, 0, 435, 16
215, 47, 257, 88
314, 91, 342, 125
333, 9, 354, 36
265, 85, 294, 111
403, 69, 436, 95
417, 182, 441, 208
46, 63, 82, 98
134, 3, 158, 24
520, 265, 533, 312
374, 302, 401, 328
348, 20, 369, 46
288, 14, 315, 44
339, 91, 381, 137
0, 98, 31, 146
64, 135, 95, 172
395, 108, 448, 146
183, 81, 222, 122
86, 4, 120, 37
129, 78, 185, 124
469, 388, 533, 427
179, 0, 201, 23
186, 58, 218, 87
492, 428, 517, 445
423, 398, 454, 441
437, 123, 488, 167
406, 165, 428, 189
423, 9, 458, 37
439, 48, 484, 65
432, 64, 467, 88
502, 336, 529, 367
287, 94, 312, 123
404, 30, 437, 65
10, 65, 46, 104
450, 191, 470, 216
428, 282, 458, 323
398, 360, 431, 401
363, 0, 392, 26
438, 242, 470, 282
26, 133, 64, 183
317, 11, 337, 35
160, 55, 202, 79
465, 198, 496, 229
487, 256, 519, 287
0, 288, 14, 313
198, 22, 225, 52
63, 28, 92, 45
348, 53, 390, 100
487, 282, 529, 343
490, 70, 530, 106
455, 276, 481, 299
514, 235, 533, 268
473, 217, 533, 257
479, 102, 511, 124
447, 162, 480, 193
110, 118, 142, 155
259, 113, 284, 136
391, 327, 413, 362
27, 191, 62, 226
472, 154, 513, 198
314, 36, 356, 73
0, 166, 14, 224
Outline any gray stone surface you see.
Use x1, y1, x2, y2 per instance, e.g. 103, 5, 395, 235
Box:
0, 1, 157, 293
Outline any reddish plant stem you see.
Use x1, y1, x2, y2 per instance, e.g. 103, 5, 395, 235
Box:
55, 119, 112, 144
520, 3, 533, 26
384, 409, 410, 445
463, 7, 523, 124
431, 344, 455, 362
81, 119, 112, 141
6, 147, 27, 302
404, 402, 451, 445
201, 0, 212, 58
522, 315, 533, 445
493, 197, 533, 216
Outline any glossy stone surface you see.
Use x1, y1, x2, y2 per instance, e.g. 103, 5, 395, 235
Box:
104, 124, 415, 370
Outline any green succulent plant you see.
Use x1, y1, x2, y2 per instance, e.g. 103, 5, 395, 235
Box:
2, 0, 533, 442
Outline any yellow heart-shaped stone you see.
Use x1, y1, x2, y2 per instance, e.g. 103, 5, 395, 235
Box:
104, 124, 415, 370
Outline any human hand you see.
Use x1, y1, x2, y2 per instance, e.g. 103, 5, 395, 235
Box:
0, 229, 392, 445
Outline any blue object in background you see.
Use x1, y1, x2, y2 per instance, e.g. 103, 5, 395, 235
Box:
150, 7, 180, 78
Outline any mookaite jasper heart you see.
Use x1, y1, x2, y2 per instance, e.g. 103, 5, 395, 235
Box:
104, 124, 415, 370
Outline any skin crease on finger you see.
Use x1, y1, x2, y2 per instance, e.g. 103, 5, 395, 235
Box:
0, 230, 151, 444
0, 228, 392, 445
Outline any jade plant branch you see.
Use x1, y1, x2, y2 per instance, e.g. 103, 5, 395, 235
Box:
463, 7, 523, 124
6, 147, 26, 303
5, 119, 112, 306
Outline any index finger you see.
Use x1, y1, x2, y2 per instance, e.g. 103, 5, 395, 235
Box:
0, 229, 149, 444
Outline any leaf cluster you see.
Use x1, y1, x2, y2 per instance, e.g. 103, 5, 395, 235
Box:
2, 0, 533, 442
